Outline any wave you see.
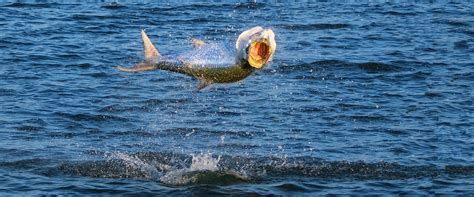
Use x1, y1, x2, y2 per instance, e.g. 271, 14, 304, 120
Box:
101, 2, 126, 10
465, 30, 474, 37
438, 20, 471, 27
166, 18, 214, 23
233, 2, 266, 9
277, 23, 350, 30
454, 40, 470, 49
381, 11, 418, 16
3, 152, 471, 186
3, 2, 58, 8
275, 60, 398, 74
54, 112, 129, 122
14, 125, 43, 132
275, 59, 459, 77
143, 2, 264, 13
69, 14, 122, 21
0, 88, 15, 96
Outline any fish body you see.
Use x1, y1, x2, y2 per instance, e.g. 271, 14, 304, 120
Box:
142, 61, 254, 89
117, 26, 276, 91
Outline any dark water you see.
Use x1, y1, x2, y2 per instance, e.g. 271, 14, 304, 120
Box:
1, 1, 473, 195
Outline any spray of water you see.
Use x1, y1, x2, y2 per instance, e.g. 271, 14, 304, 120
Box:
108, 152, 163, 180
160, 153, 221, 185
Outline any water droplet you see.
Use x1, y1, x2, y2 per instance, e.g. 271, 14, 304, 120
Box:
220, 135, 225, 143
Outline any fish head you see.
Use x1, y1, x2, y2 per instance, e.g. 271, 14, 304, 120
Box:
236, 26, 276, 69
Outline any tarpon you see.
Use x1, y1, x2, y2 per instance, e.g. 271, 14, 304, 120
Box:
117, 26, 276, 91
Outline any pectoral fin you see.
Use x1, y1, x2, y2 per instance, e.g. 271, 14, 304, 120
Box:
191, 38, 207, 48
196, 79, 213, 91
141, 30, 160, 60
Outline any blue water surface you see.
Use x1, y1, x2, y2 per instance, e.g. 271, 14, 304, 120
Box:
0, 1, 473, 195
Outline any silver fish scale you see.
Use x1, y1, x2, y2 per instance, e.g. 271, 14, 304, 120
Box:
176, 43, 237, 68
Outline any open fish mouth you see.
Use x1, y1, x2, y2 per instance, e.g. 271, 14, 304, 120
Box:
248, 39, 272, 69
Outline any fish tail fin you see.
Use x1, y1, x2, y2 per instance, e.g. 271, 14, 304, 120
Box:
116, 30, 160, 72
141, 29, 160, 60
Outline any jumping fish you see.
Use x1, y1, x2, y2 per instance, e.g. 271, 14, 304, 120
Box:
117, 26, 276, 91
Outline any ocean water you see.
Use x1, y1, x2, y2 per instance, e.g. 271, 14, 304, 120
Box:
0, 1, 473, 195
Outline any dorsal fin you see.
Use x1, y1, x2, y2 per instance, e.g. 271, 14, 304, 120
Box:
191, 38, 207, 48
141, 29, 160, 60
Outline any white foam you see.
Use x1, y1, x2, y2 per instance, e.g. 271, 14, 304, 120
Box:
160, 153, 221, 185
190, 153, 221, 171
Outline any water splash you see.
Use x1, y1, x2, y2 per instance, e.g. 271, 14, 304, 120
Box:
108, 152, 163, 180
160, 153, 247, 185
189, 153, 220, 171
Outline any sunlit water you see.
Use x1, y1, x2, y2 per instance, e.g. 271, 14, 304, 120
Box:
0, 1, 473, 195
